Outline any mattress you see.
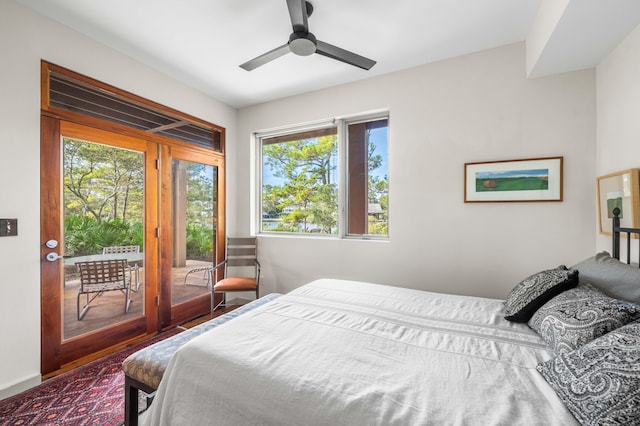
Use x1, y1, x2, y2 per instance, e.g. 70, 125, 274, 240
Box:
141, 279, 578, 425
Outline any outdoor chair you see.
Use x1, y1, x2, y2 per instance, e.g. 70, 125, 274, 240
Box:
75, 259, 132, 320
183, 237, 260, 312
103, 245, 141, 291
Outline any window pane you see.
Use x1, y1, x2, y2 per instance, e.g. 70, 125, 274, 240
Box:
62, 138, 144, 339
261, 129, 338, 234
171, 159, 217, 305
347, 118, 388, 236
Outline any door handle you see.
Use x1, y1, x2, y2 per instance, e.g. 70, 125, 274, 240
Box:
46, 252, 65, 262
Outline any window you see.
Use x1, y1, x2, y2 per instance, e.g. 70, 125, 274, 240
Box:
345, 117, 389, 236
258, 113, 389, 238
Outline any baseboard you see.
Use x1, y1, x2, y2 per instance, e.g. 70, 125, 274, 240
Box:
0, 374, 41, 401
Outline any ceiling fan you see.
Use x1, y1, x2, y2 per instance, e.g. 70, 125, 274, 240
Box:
240, 0, 376, 71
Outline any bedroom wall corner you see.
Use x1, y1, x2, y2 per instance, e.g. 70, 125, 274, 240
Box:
596, 22, 640, 260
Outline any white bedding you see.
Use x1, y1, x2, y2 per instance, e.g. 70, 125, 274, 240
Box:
142, 279, 578, 425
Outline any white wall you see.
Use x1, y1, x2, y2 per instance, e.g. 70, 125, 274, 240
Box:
0, 0, 237, 398
526, 0, 570, 76
238, 43, 597, 299
596, 23, 640, 258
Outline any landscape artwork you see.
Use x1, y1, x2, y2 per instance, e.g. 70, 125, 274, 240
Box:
475, 169, 549, 192
464, 157, 563, 202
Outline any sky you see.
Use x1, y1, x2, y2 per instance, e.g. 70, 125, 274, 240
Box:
476, 169, 548, 179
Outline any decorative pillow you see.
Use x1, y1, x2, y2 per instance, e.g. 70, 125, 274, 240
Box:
528, 283, 640, 354
572, 251, 640, 304
536, 320, 640, 426
504, 266, 578, 323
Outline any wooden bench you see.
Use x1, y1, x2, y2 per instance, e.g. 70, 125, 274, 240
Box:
122, 293, 281, 426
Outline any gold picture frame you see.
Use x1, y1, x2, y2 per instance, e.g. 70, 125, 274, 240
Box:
596, 169, 640, 235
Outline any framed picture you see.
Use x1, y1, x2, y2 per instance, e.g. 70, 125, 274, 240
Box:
464, 157, 563, 202
596, 169, 640, 235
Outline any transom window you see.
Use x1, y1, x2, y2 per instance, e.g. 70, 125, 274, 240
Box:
257, 113, 389, 238
44, 62, 223, 151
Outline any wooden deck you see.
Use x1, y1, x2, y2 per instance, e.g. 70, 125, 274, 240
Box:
63, 261, 212, 339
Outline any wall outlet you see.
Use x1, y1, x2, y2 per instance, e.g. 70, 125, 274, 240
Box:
0, 218, 18, 236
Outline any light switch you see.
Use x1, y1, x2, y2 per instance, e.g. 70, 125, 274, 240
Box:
0, 218, 18, 236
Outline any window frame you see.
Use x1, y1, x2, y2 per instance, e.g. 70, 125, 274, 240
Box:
254, 111, 389, 240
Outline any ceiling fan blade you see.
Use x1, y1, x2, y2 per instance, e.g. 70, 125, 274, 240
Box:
240, 44, 291, 71
287, 0, 308, 33
315, 40, 376, 70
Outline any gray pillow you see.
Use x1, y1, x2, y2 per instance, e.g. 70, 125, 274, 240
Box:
536, 320, 640, 426
504, 266, 579, 323
528, 283, 640, 354
572, 251, 640, 304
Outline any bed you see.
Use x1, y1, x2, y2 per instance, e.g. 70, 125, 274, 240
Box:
140, 215, 640, 426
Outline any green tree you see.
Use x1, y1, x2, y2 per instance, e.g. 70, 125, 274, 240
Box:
262, 131, 389, 235
63, 140, 217, 258
368, 172, 389, 235
185, 162, 216, 227
63, 139, 143, 223
184, 162, 216, 258
261, 184, 281, 218
263, 136, 338, 233
366, 135, 388, 236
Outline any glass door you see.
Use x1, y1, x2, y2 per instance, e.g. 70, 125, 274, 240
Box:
159, 145, 225, 328
40, 119, 159, 375
61, 137, 145, 338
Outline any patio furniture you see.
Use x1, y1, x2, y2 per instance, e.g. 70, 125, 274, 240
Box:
75, 259, 132, 320
183, 237, 260, 312
103, 245, 141, 291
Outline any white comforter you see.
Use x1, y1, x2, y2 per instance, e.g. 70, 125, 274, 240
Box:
142, 279, 577, 425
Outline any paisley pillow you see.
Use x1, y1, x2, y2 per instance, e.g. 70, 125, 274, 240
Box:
504, 266, 578, 322
536, 320, 640, 426
528, 283, 640, 353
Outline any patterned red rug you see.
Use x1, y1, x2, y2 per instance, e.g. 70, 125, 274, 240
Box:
0, 329, 182, 426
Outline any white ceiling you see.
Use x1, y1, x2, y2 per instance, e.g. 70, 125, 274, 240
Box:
15, 0, 640, 109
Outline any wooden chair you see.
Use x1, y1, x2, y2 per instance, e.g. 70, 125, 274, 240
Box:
184, 237, 260, 312
103, 245, 141, 291
75, 259, 132, 320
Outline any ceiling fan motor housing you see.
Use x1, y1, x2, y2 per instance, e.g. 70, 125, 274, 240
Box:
289, 32, 317, 56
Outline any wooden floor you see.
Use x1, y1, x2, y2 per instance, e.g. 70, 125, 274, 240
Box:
63, 260, 212, 339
